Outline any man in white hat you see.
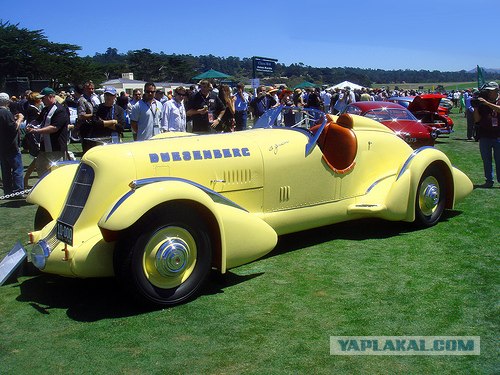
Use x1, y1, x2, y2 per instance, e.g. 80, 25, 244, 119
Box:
0, 92, 25, 197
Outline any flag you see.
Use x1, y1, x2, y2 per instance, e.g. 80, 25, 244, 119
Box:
477, 65, 485, 88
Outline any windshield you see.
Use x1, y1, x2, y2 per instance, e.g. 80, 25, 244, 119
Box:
253, 105, 327, 155
364, 108, 417, 122
253, 105, 322, 130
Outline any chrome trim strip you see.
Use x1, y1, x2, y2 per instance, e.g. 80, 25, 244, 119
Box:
131, 177, 248, 212
396, 146, 433, 180
366, 174, 396, 194
304, 108, 327, 156
105, 177, 247, 223
105, 190, 135, 222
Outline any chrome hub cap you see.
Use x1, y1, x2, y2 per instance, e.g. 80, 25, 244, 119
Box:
155, 238, 190, 277
143, 226, 197, 289
419, 176, 440, 216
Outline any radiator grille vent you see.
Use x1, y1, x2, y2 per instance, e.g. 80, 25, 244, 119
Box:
280, 186, 291, 202
223, 169, 252, 184
58, 163, 94, 226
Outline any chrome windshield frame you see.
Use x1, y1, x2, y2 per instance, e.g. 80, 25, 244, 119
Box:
253, 105, 327, 157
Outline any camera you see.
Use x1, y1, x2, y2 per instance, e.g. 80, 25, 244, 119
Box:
470, 90, 488, 107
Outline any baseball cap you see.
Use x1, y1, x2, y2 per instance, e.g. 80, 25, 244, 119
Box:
36, 87, 56, 98
480, 81, 499, 91
0, 92, 10, 102
104, 86, 117, 95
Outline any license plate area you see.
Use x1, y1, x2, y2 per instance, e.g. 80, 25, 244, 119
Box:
56, 220, 73, 246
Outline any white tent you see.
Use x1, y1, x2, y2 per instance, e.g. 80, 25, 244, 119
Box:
327, 80, 365, 91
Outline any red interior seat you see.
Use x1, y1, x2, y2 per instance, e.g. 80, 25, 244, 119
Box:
316, 114, 357, 173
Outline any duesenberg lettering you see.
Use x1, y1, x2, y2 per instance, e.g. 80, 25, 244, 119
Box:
149, 147, 251, 163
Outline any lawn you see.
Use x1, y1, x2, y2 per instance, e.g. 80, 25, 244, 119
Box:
0, 110, 498, 374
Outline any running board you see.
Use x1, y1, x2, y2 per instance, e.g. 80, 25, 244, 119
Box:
347, 203, 386, 214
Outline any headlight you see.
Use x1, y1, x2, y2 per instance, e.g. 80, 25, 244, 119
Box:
29, 240, 50, 270
395, 131, 411, 139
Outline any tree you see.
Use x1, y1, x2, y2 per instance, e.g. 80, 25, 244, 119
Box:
0, 20, 84, 88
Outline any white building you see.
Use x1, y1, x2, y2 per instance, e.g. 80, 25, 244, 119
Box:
101, 73, 190, 95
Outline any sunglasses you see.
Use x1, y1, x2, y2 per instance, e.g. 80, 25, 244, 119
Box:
145, 90, 155, 94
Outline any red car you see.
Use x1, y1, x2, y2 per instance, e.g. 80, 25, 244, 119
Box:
342, 101, 436, 149
386, 94, 454, 136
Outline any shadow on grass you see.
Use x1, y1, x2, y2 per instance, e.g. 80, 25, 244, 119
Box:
473, 183, 500, 190
14, 270, 261, 321
12, 212, 462, 320
265, 213, 463, 259
16, 275, 142, 320
0, 199, 32, 208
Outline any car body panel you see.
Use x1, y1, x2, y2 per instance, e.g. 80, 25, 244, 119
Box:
27, 162, 79, 220
26, 109, 472, 281
343, 101, 435, 149
387, 95, 454, 134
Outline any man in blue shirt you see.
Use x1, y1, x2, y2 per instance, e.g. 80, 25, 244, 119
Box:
130, 82, 163, 141
233, 82, 250, 131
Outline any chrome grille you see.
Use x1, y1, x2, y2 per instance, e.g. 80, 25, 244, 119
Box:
58, 163, 94, 226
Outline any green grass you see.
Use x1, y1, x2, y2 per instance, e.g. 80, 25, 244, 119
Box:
0, 112, 498, 374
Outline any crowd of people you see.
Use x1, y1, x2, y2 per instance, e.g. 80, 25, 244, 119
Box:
1, 79, 499, 197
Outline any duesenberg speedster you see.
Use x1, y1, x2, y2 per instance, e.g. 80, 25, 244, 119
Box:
26, 107, 472, 306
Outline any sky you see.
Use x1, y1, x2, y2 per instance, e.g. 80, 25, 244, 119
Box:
2, 0, 499, 72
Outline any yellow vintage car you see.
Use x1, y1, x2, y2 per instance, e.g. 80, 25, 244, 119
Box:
26, 107, 472, 306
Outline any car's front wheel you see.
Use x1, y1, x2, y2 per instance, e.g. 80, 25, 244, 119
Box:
114, 209, 212, 307
414, 165, 446, 227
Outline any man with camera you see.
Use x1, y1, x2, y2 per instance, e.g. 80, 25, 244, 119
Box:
249, 85, 277, 121
472, 81, 500, 188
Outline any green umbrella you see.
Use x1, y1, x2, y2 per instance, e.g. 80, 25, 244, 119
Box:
293, 81, 319, 89
192, 69, 231, 80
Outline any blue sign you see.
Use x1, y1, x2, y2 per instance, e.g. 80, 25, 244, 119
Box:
253, 57, 278, 74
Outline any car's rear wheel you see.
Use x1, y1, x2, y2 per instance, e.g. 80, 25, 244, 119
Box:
415, 165, 446, 227
114, 209, 212, 306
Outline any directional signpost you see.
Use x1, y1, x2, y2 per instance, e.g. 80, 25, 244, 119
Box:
252, 56, 278, 79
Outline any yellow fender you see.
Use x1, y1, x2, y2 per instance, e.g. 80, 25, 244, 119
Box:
26, 162, 79, 220
388, 147, 471, 222
99, 178, 277, 273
